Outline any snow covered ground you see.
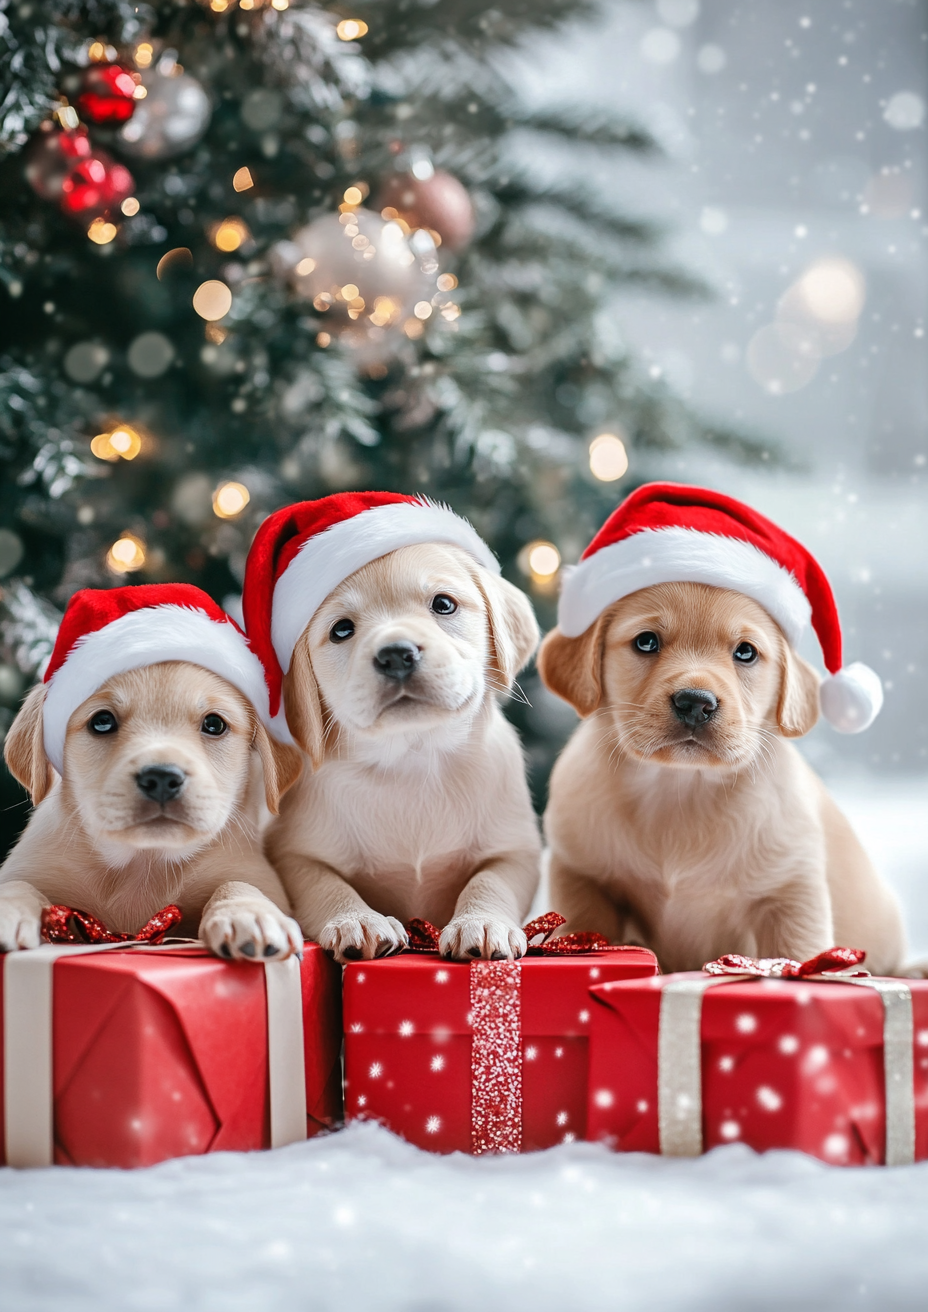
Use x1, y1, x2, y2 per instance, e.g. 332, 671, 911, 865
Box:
0, 773, 926, 1312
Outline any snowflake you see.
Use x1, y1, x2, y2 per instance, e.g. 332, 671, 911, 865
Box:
524, 1045, 538, 1061
719, 1120, 741, 1141
349, 1023, 364, 1033
398, 1020, 414, 1036
430, 1055, 445, 1072
778, 1034, 800, 1055
719, 1055, 735, 1073
356, 972, 366, 983
435, 970, 449, 983
823, 1132, 849, 1161
554, 1047, 564, 1059
588, 967, 600, 980
593, 1089, 614, 1109
562, 1132, 576, 1144
756, 1085, 783, 1112
425, 1116, 442, 1134
356, 1095, 367, 1108
803, 1044, 829, 1074
578, 1010, 590, 1024
556, 1111, 569, 1126
368, 1062, 383, 1079
735, 1012, 757, 1034
636, 1099, 649, 1114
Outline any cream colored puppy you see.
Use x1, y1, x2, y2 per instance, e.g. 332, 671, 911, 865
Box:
540, 582, 905, 975
0, 663, 303, 958
265, 543, 541, 963
0, 585, 304, 960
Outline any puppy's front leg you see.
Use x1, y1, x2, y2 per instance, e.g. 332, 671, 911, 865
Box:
440, 854, 538, 961
274, 853, 407, 964
754, 875, 835, 963
199, 880, 303, 962
548, 860, 631, 944
0, 879, 46, 951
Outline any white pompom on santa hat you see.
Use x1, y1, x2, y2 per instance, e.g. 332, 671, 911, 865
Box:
42, 583, 273, 773
557, 481, 882, 733
243, 491, 499, 738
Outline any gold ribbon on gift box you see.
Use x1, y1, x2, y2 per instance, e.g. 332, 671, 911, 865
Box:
657, 947, 915, 1166
2, 938, 308, 1169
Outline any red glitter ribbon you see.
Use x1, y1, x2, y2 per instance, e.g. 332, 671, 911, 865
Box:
41, 903, 183, 945
404, 911, 611, 957
703, 945, 867, 978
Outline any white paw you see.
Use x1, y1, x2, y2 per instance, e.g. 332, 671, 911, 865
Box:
0, 897, 42, 952
439, 916, 527, 962
200, 901, 303, 963
319, 911, 407, 964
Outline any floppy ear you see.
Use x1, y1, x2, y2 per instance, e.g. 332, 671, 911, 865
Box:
776, 642, 821, 738
537, 620, 606, 717
4, 682, 54, 804
474, 572, 540, 687
251, 721, 303, 814
282, 637, 328, 770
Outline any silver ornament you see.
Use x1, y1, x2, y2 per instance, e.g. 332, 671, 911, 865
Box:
117, 59, 211, 161
287, 209, 436, 348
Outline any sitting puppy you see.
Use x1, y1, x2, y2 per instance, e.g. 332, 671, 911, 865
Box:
539, 482, 905, 975
0, 585, 304, 961
243, 492, 541, 963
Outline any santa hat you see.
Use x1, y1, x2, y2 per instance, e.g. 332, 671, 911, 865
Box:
42, 584, 272, 773
243, 491, 499, 732
557, 482, 882, 734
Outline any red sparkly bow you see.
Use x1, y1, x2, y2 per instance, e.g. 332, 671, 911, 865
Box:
41, 903, 183, 946
703, 945, 868, 978
404, 911, 611, 957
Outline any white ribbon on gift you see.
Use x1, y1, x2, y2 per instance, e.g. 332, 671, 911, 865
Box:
3, 942, 307, 1169
658, 972, 915, 1166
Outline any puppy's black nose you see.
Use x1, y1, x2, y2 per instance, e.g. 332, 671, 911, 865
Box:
373, 641, 421, 682
136, 764, 186, 805
671, 688, 719, 727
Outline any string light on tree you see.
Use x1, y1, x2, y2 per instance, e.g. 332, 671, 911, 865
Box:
336, 19, 368, 39
589, 432, 629, 482
518, 540, 561, 588
91, 424, 143, 461
210, 217, 250, 252
232, 167, 254, 192
193, 280, 233, 321
87, 218, 118, 245
212, 481, 250, 518
106, 534, 146, 574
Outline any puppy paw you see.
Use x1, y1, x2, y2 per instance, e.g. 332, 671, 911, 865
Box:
319, 912, 407, 964
200, 901, 303, 963
439, 916, 527, 962
0, 897, 42, 952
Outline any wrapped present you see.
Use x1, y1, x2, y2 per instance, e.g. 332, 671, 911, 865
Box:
587, 948, 928, 1166
343, 914, 658, 1154
1, 933, 342, 1168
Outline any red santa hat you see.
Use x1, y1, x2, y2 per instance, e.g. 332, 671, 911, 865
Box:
557, 482, 882, 734
42, 584, 272, 773
243, 491, 499, 733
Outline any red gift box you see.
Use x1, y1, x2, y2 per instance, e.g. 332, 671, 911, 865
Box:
343, 941, 658, 1154
587, 964, 928, 1166
1, 943, 342, 1169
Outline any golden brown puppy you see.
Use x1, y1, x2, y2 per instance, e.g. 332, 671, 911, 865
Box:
0, 584, 304, 960
264, 543, 541, 963
539, 581, 905, 974
0, 663, 303, 958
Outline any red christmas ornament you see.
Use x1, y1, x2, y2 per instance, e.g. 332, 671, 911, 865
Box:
76, 62, 138, 126
375, 168, 475, 252
24, 123, 93, 201
59, 150, 134, 220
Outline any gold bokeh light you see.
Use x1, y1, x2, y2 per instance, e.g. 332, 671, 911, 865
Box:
588, 432, 629, 482
192, 280, 233, 321
106, 534, 146, 574
212, 481, 251, 519
336, 19, 369, 39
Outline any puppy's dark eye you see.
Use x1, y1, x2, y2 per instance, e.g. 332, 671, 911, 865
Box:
431, 594, 457, 616
330, 619, 355, 643
634, 632, 661, 654
201, 714, 228, 736
733, 642, 758, 664
89, 710, 117, 735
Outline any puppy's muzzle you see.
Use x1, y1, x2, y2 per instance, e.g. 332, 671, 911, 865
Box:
136, 764, 186, 805
671, 688, 719, 728
373, 641, 421, 683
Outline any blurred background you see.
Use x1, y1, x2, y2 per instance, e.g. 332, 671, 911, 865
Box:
1, 0, 925, 946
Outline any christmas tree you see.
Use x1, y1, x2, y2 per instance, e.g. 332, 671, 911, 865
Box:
0, 0, 764, 848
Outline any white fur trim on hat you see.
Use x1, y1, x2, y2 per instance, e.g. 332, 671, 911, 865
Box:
557, 526, 812, 644
819, 662, 883, 734
43, 605, 273, 773
271, 500, 500, 674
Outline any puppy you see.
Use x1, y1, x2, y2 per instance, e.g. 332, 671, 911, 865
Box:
263, 541, 541, 963
0, 588, 304, 961
540, 581, 905, 975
